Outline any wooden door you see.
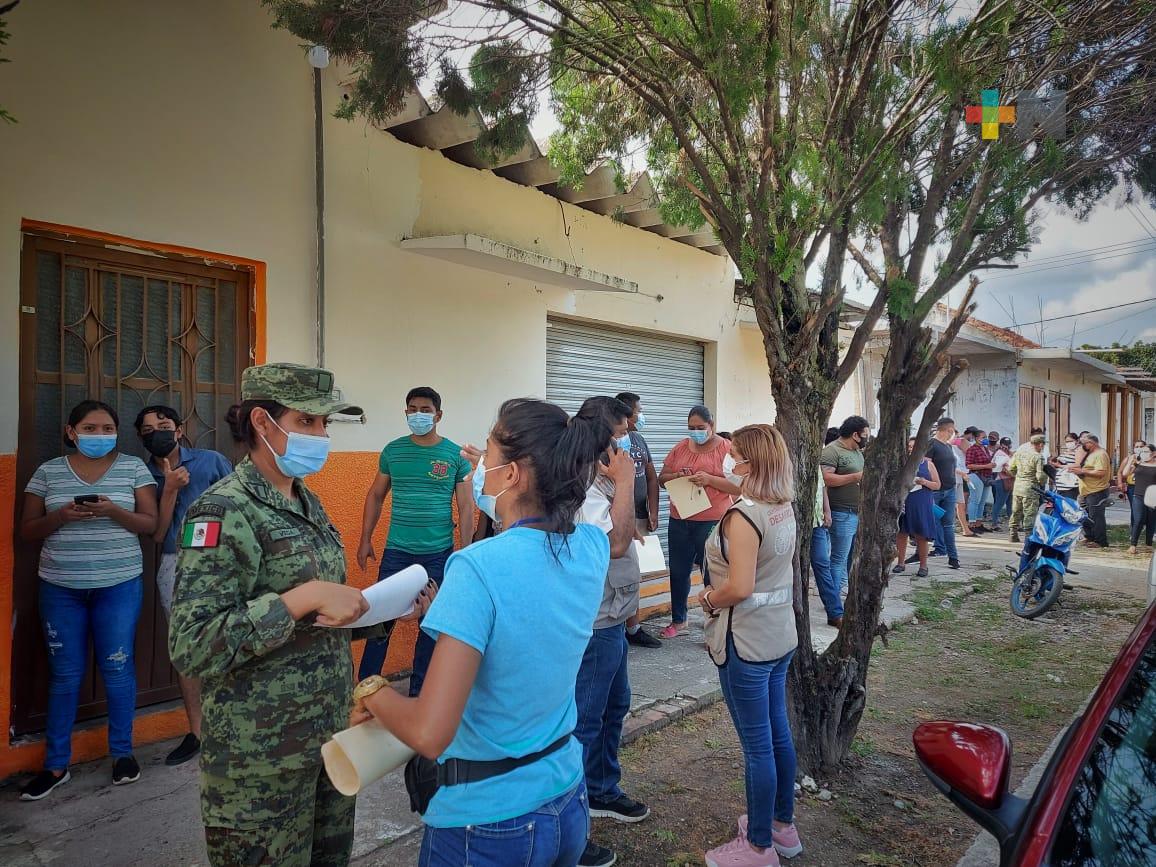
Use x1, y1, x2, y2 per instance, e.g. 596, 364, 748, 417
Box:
13, 233, 253, 735
1018, 385, 1034, 444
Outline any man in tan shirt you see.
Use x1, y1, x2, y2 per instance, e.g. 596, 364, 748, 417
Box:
1072, 434, 1111, 548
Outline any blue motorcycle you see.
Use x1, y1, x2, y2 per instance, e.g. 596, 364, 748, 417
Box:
1009, 486, 1087, 619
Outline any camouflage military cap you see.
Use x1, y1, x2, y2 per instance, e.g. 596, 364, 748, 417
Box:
241, 363, 363, 417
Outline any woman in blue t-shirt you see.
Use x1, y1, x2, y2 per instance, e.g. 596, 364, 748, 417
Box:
19, 400, 158, 801
353, 398, 612, 866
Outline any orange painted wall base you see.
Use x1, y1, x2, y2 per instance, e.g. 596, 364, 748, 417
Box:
1, 451, 421, 777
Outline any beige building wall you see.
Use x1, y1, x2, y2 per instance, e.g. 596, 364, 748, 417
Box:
0, 0, 319, 453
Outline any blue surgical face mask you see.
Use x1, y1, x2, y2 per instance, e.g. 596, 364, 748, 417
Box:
635, 414, 647, 431
616, 433, 632, 451
75, 434, 117, 459
688, 429, 710, 445
472, 456, 512, 521
981, 438, 990, 446
407, 412, 435, 436
261, 415, 330, 478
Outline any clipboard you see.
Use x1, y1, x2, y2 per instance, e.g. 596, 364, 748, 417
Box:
664, 476, 712, 518
632, 535, 667, 575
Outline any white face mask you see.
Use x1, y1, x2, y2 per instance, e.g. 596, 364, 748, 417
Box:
723, 453, 748, 487
1141, 450, 1153, 462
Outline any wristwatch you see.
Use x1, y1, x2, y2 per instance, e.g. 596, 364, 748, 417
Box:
353, 675, 388, 703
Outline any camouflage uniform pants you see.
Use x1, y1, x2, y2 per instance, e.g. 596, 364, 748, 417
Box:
1011, 489, 1041, 534
202, 764, 354, 867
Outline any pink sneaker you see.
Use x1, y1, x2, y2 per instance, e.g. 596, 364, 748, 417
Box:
704, 834, 781, 867
660, 622, 687, 639
738, 815, 804, 859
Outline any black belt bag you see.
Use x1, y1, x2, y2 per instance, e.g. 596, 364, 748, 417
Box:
404, 734, 571, 815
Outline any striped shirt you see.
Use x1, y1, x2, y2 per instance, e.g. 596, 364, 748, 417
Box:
26, 454, 156, 588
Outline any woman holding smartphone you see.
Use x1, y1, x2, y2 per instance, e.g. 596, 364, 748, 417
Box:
19, 400, 158, 801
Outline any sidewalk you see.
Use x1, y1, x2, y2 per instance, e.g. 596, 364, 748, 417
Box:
0, 546, 993, 867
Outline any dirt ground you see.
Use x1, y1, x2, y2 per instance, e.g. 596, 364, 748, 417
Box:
596, 575, 1147, 867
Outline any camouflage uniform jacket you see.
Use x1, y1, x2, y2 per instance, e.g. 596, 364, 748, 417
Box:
169, 457, 377, 777
1008, 448, 1049, 495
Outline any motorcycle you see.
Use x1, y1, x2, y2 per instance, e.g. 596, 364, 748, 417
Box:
1009, 486, 1087, 619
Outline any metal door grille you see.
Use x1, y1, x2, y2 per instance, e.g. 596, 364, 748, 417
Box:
545, 318, 706, 552
13, 233, 253, 735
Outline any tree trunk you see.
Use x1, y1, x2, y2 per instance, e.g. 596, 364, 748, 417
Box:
782, 315, 947, 774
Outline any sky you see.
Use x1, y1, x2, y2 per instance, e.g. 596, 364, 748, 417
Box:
940, 196, 1156, 349
425, 6, 1156, 352
528, 97, 1156, 352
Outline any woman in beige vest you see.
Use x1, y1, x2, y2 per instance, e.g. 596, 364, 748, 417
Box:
699, 425, 801, 867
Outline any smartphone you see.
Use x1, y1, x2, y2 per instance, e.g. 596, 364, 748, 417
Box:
73, 495, 99, 505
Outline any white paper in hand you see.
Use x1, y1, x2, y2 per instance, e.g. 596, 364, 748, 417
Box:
633, 535, 667, 575
331, 564, 429, 629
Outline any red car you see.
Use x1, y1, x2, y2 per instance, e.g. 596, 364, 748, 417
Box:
914, 599, 1156, 865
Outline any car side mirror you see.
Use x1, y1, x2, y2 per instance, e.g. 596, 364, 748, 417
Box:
914, 722, 1027, 850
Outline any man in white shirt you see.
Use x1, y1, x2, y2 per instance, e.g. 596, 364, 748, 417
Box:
573, 397, 651, 867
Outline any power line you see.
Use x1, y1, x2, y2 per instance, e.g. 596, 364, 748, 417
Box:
1071, 302, 1156, 338
988, 235, 1155, 268
1010, 297, 1156, 328
980, 243, 1156, 281
1125, 203, 1156, 240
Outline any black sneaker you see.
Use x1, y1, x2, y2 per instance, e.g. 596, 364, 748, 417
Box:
626, 627, 662, 649
589, 793, 650, 823
165, 733, 201, 766
579, 841, 617, 867
20, 769, 70, 801
948, 559, 961, 570
112, 756, 141, 786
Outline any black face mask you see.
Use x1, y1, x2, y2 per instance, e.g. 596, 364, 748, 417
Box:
142, 429, 177, 458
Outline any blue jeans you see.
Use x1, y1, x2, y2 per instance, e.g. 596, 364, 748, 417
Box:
717, 639, 796, 849
991, 482, 1011, 527
358, 547, 452, 693
39, 577, 143, 770
828, 510, 859, 593
419, 782, 589, 867
667, 518, 717, 624
932, 488, 959, 560
1131, 487, 1156, 546
810, 526, 842, 620
574, 624, 630, 801
966, 474, 992, 522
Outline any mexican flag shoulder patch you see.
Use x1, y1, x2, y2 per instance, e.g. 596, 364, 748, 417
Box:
182, 520, 222, 549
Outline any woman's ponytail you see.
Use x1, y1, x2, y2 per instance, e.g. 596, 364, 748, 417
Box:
491, 398, 611, 551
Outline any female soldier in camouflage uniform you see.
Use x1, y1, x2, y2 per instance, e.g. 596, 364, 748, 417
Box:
169, 363, 429, 866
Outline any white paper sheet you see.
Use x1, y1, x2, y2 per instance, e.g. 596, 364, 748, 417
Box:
633, 535, 667, 575
331, 564, 429, 629
664, 476, 712, 518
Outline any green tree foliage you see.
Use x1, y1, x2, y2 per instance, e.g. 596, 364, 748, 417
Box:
263, 0, 1156, 771
1084, 342, 1156, 376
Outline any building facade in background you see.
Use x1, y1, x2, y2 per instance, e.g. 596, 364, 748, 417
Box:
0, 1, 777, 775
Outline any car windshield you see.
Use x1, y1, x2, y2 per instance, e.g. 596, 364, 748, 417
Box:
1049, 635, 1156, 865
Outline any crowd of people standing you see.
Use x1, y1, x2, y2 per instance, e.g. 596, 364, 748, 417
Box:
20, 359, 1155, 866
18, 364, 805, 867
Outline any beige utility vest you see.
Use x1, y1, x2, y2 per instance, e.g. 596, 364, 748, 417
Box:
703, 497, 798, 666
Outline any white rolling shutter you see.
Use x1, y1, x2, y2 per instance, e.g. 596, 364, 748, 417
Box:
545, 318, 705, 551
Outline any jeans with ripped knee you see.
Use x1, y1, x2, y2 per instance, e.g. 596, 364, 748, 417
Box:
39, 576, 142, 770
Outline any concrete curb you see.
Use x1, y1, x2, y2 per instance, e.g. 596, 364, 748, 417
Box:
622, 682, 725, 744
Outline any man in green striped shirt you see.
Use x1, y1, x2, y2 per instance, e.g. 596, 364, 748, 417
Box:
355, 387, 474, 691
